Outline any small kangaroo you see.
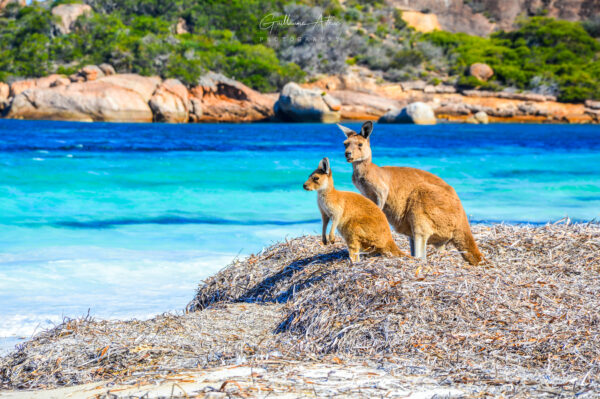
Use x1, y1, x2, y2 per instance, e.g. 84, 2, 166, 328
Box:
337, 121, 483, 265
303, 157, 407, 262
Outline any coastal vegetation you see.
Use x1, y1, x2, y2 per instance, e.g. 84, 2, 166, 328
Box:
0, 0, 599, 101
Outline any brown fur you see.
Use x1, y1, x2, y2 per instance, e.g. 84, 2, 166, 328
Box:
303, 158, 407, 262
338, 121, 483, 265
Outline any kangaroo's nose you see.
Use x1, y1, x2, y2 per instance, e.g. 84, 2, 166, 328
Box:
303, 183, 308, 190
345, 152, 351, 158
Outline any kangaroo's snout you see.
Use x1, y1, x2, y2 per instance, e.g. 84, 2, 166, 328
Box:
303, 183, 309, 190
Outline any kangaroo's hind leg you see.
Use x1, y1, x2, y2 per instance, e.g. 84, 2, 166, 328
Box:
413, 233, 429, 260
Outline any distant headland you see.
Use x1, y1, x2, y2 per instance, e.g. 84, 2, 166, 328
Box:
1, 0, 599, 124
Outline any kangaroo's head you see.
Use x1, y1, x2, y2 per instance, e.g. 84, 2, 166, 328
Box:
303, 157, 332, 192
337, 121, 373, 163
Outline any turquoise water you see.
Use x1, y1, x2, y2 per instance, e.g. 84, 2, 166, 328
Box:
0, 120, 599, 349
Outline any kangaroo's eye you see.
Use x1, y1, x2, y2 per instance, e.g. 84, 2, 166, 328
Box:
313, 177, 319, 182
358, 144, 363, 148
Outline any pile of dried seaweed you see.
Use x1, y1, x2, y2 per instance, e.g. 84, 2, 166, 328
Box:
2, 222, 599, 395
0, 304, 284, 389
190, 222, 600, 387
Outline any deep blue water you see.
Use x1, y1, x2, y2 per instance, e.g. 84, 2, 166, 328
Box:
0, 120, 598, 349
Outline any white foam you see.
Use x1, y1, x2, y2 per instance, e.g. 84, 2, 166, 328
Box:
0, 248, 236, 339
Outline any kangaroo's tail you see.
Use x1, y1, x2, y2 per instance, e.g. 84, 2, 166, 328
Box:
453, 228, 483, 265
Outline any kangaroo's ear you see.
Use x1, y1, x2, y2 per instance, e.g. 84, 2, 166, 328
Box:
336, 123, 355, 138
318, 157, 331, 175
360, 121, 373, 139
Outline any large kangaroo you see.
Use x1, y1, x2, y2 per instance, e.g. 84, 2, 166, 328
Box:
303, 157, 407, 262
337, 121, 483, 265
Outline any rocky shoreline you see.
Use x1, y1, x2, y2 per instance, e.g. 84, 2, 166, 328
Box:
1, 65, 599, 125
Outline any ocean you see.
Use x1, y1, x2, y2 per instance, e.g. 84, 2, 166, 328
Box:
0, 120, 599, 353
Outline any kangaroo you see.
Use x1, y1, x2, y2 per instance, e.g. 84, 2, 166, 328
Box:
337, 121, 483, 265
303, 157, 407, 262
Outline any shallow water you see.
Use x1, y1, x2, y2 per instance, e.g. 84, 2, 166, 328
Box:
0, 120, 599, 349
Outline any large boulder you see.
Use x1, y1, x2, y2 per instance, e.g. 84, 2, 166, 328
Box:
149, 79, 189, 123
6, 81, 153, 122
469, 63, 494, 82
51, 4, 92, 34
99, 63, 116, 76
79, 65, 104, 81
274, 82, 341, 123
379, 102, 437, 125
466, 111, 489, 124
97, 74, 161, 102
189, 72, 275, 123
400, 10, 443, 33
10, 74, 70, 97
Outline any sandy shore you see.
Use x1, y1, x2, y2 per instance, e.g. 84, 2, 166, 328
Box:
1, 223, 599, 398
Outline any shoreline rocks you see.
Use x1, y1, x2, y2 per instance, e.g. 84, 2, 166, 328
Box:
274, 82, 341, 123
149, 79, 189, 123
190, 72, 275, 123
6, 81, 154, 122
0, 68, 598, 124
379, 102, 437, 125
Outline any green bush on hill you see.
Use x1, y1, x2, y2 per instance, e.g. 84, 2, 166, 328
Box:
425, 17, 600, 101
0, 1, 304, 91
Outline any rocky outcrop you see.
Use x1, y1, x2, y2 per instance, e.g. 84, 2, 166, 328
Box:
51, 4, 92, 35
388, 0, 600, 36
379, 102, 437, 125
400, 10, 443, 33
189, 72, 274, 123
10, 74, 70, 97
330, 90, 401, 120
1, 71, 596, 124
99, 63, 116, 76
466, 111, 489, 124
469, 63, 494, 82
149, 79, 189, 123
302, 69, 380, 94
97, 74, 161, 102
435, 94, 593, 123
462, 90, 556, 102
175, 18, 189, 34
275, 82, 341, 123
6, 81, 153, 122
79, 65, 104, 81
69, 64, 115, 82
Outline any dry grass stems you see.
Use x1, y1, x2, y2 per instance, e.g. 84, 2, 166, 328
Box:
1, 222, 599, 397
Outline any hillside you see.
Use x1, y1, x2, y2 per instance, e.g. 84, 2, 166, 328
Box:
389, 0, 600, 36
0, 0, 599, 103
